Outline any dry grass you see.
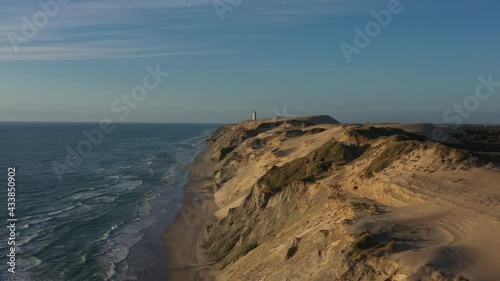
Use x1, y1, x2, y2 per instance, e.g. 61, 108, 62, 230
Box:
261, 139, 350, 193
364, 141, 420, 177
348, 126, 425, 142
353, 233, 379, 250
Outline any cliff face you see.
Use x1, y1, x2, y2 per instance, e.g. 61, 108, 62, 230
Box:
203, 117, 500, 281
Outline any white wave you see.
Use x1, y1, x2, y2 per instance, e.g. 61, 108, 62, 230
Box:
109, 180, 143, 192
69, 190, 105, 201
163, 165, 175, 178
16, 256, 42, 272
16, 232, 40, 248
98, 232, 144, 281
51, 203, 93, 219
93, 195, 117, 203
97, 223, 123, 242
46, 205, 77, 217
145, 156, 155, 166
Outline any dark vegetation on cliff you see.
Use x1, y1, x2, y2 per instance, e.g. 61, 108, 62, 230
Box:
206, 116, 339, 162
203, 120, 490, 276
260, 139, 355, 195
451, 126, 500, 164
347, 126, 426, 142
364, 140, 420, 177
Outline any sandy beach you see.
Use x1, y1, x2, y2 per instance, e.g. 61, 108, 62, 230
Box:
163, 148, 217, 281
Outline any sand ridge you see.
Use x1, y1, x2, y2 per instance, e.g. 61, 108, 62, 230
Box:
166, 117, 500, 281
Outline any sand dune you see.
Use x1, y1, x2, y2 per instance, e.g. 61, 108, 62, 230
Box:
371, 123, 463, 144
168, 116, 500, 281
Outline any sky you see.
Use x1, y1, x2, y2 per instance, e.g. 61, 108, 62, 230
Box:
0, 0, 499, 124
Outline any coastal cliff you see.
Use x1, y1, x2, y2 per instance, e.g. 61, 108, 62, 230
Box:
200, 116, 500, 281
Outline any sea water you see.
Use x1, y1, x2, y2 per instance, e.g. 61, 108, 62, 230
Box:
0, 122, 219, 281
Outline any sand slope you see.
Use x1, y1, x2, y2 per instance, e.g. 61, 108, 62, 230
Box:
171, 117, 500, 281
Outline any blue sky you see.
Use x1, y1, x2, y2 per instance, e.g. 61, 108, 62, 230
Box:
1, 0, 499, 123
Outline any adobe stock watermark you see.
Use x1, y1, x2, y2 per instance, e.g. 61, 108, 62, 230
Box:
432, 74, 500, 142
339, 0, 405, 64
213, 0, 243, 21
180, 190, 212, 225
273, 106, 297, 118
7, 0, 71, 53
51, 65, 170, 182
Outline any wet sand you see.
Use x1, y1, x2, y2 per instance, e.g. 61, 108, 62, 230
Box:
162, 149, 216, 281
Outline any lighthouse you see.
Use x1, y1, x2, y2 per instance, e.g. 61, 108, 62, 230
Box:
252, 111, 257, 121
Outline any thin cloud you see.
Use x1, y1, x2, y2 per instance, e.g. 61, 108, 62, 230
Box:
0, 44, 231, 60
0, 0, 385, 61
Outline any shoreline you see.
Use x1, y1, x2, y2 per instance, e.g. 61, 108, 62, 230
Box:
126, 119, 499, 280
162, 147, 217, 281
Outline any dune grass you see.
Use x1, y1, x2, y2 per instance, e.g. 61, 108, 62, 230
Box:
348, 127, 425, 142
364, 141, 420, 177
261, 139, 349, 193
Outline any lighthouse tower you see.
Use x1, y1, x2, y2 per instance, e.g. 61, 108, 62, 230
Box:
252, 111, 257, 121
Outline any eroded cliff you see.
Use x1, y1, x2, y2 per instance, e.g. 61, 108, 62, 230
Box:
203, 117, 500, 281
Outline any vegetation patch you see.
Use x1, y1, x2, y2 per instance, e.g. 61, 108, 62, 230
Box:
462, 127, 500, 143
309, 139, 351, 168
285, 245, 298, 260
220, 241, 259, 267
364, 140, 420, 177
353, 233, 379, 250
261, 157, 310, 193
218, 146, 237, 161
261, 139, 351, 193
205, 229, 242, 263
242, 242, 258, 255
306, 128, 327, 134
349, 231, 396, 260
282, 130, 306, 138
348, 126, 425, 142
474, 152, 500, 164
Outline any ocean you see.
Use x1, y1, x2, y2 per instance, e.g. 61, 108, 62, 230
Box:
0, 122, 219, 281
